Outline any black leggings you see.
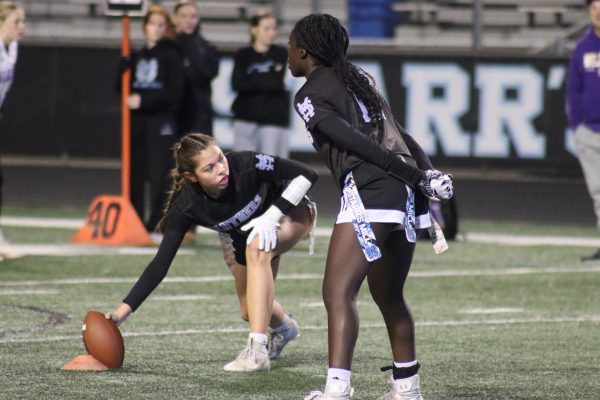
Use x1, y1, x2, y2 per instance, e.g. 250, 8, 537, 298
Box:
323, 222, 416, 369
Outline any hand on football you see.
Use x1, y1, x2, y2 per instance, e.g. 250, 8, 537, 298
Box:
105, 303, 132, 327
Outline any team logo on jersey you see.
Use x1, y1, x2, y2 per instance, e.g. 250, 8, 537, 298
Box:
133, 58, 161, 89
255, 154, 275, 171
583, 52, 600, 73
297, 97, 315, 123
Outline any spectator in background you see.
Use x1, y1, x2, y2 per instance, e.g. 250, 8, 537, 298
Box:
567, 0, 600, 262
120, 5, 184, 236
231, 13, 291, 158
0, 0, 25, 260
173, 0, 219, 136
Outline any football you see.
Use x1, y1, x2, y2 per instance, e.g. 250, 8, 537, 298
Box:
82, 310, 125, 369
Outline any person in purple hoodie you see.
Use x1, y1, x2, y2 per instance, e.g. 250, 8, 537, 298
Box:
567, 0, 600, 261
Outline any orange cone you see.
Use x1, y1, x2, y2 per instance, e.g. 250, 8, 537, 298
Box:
61, 354, 109, 371
71, 195, 153, 246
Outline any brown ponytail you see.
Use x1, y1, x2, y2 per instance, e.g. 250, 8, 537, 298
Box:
156, 133, 215, 232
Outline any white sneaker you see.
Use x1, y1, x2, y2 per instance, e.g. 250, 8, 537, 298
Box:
268, 314, 299, 360
376, 374, 423, 400
304, 380, 354, 400
223, 338, 270, 372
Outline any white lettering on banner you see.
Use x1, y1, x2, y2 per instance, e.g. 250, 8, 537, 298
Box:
210, 57, 561, 159
474, 65, 545, 158
402, 63, 471, 156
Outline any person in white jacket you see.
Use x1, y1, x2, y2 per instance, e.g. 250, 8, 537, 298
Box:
0, 1, 25, 261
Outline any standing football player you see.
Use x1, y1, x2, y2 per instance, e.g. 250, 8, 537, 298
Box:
567, 0, 600, 261
288, 14, 453, 400
106, 133, 318, 372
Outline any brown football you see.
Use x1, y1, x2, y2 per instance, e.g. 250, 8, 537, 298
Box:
82, 310, 125, 369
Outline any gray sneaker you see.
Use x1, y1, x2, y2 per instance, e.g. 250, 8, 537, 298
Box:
376, 374, 423, 400
267, 314, 299, 360
223, 338, 270, 372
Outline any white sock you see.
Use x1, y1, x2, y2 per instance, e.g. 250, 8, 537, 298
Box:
394, 360, 418, 369
325, 368, 351, 392
249, 332, 268, 346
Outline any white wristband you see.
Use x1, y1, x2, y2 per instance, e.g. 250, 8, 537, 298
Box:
281, 175, 312, 206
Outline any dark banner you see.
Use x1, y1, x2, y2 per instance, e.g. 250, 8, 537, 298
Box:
0, 45, 577, 174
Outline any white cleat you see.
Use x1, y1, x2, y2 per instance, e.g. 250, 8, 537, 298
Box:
304, 380, 354, 400
268, 314, 300, 360
0, 239, 22, 260
376, 374, 423, 400
223, 338, 270, 372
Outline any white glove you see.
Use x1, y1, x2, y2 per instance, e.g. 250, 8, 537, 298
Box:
428, 169, 454, 200
420, 170, 454, 201
241, 206, 283, 252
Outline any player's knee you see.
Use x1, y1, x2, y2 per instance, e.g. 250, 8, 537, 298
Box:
322, 284, 355, 312
245, 242, 271, 265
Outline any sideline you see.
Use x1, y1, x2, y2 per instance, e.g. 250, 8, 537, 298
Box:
2, 265, 600, 287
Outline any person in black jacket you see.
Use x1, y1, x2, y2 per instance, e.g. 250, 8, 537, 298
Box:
122, 5, 185, 233
231, 13, 291, 158
288, 14, 453, 400
106, 133, 318, 373
173, 1, 219, 136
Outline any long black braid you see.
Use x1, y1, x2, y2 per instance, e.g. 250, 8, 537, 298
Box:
293, 14, 385, 125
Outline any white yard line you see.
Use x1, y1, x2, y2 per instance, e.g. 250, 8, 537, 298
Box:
0, 289, 61, 296
1, 265, 599, 288
2, 315, 600, 344
0, 244, 195, 257
2, 216, 600, 247
461, 232, 600, 248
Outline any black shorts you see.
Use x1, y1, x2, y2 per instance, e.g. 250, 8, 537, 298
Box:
223, 197, 316, 266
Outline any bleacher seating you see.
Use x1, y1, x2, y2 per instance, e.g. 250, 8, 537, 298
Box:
17, 0, 590, 53
391, 0, 589, 52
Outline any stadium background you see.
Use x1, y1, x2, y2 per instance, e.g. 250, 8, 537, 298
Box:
0, 0, 595, 225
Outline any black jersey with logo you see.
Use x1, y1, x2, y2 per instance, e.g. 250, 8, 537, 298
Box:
123, 151, 317, 311
294, 67, 368, 186
294, 66, 432, 217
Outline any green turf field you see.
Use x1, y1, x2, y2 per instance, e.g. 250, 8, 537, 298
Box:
1, 209, 599, 399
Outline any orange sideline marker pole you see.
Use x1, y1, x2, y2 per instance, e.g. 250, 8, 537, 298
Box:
71, 15, 152, 246
121, 16, 131, 200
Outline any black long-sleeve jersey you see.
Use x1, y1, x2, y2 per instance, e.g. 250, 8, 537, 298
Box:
231, 45, 290, 127
293, 66, 427, 190
123, 151, 317, 311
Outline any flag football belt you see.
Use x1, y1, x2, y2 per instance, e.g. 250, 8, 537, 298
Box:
404, 185, 417, 244
342, 172, 382, 262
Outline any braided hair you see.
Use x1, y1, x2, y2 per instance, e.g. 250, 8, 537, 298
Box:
156, 133, 215, 232
292, 14, 385, 125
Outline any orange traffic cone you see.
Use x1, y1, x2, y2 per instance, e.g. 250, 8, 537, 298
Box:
61, 354, 109, 371
71, 195, 153, 246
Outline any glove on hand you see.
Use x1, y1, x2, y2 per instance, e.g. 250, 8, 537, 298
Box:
427, 169, 454, 200
418, 170, 454, 201
241, 206, 283, 252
